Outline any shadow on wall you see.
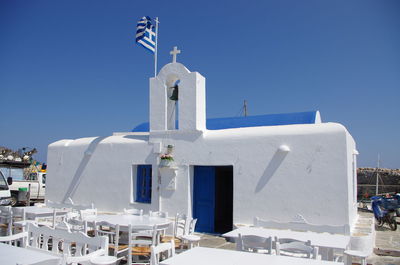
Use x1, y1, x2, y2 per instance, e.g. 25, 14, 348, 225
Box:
255, 149, 289, 193
62, 136, 108, 203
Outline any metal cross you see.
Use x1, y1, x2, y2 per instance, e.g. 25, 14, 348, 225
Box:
170, 46, 181, 63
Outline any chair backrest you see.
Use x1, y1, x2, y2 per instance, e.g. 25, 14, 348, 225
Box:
174, 213, 188, 237
187, 218, 197, 235
348, 234, 374, 253
128, 224, 157, 246
124, 208, 143, 216
0, 205, 13, 235
254, 217, 349, 235
149, 211, 168, 218
12, 207, 26, 233
55, 220, 72, 232
0, 231, 28, 246
0, 205, 12, 214
56, 218, 89, 234
238, 233, 272, 254
150, 240, 175, 265
94, 221, 120, 246
12, 207, 26, 220
0, 205, 12, 219
128, 224, 157, 265
275, 237, 317, 259
68, 218, 89, 233
27, 222, 108, 257
80, 208, 97, 220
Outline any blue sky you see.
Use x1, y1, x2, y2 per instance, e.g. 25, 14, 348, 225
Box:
1, 0, 399, 168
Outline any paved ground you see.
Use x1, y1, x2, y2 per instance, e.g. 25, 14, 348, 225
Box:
359, 210, 400, 265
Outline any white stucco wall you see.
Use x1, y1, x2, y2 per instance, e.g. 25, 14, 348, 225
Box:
46, 122, 355, 231
345, 131, 358, 229
47, 134, 154, 212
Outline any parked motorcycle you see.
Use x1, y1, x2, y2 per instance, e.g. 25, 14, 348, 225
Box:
371, 195, 400, 231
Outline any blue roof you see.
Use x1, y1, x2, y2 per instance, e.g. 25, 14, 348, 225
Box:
132, 111, 319, 132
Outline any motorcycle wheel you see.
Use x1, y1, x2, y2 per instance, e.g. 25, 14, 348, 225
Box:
388, 218, 397, 231
376, 218, 384, 227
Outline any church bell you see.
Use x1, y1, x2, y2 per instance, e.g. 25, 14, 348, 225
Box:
169, 85, 179, 101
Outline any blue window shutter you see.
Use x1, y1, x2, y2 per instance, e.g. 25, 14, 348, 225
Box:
136, 165, 152, 203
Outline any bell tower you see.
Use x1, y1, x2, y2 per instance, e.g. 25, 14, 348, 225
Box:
149, 47, 206, 132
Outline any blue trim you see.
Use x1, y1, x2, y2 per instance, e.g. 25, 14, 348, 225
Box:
132, 111, 319, 132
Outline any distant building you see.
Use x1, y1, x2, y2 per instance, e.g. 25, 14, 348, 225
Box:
47, 52, 358, 234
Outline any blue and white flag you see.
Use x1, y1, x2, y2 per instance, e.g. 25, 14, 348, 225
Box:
136, 16, 156, 53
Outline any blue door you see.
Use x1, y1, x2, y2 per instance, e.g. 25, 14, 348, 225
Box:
193, 166, 215, 233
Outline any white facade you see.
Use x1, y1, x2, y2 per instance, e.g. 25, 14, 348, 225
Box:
46, 61, 358, 234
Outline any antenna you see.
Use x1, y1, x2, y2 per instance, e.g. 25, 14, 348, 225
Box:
243, 100, 248, 117
375, 153, 380, 195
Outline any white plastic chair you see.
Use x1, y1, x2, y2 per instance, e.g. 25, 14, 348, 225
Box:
275, 237, 318, 259
237, 233, 272, 254
0, 205, 12, 235
68, 218, 89, 233
124, 208, 143, 216
54, 220, 72, 232
34, 207, 60, 228
174, 213, 187, 238
56, 219, 88, 234
11, 207, 26, 221
127, 224, 158, 265
94, 221, 127, 260
180, 218, 201, 249
150, 239, 175, 265
160, 213, 186, 248
80, 208, 97, 220
344, 235, 374, 265
12, 207, 33, 234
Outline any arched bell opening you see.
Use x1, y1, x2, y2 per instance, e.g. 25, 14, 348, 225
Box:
165, 75, 181, 130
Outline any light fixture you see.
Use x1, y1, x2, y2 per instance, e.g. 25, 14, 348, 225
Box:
278, 145, 291, 153
167, 144, 174, 154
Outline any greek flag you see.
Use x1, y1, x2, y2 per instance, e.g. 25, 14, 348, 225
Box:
136, 16, 156, 53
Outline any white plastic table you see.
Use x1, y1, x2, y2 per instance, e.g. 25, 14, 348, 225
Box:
0, 243, 62, 264
223, 226, 350, 261
90, 255, 118, 265
85, 214, 172, 229
159, 247, 343, 265
21, 206, 69, 220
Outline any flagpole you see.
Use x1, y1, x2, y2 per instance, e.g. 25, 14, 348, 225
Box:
154, 17, 159, 77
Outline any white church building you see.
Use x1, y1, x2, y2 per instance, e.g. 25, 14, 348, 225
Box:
46, 49, 358, 234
